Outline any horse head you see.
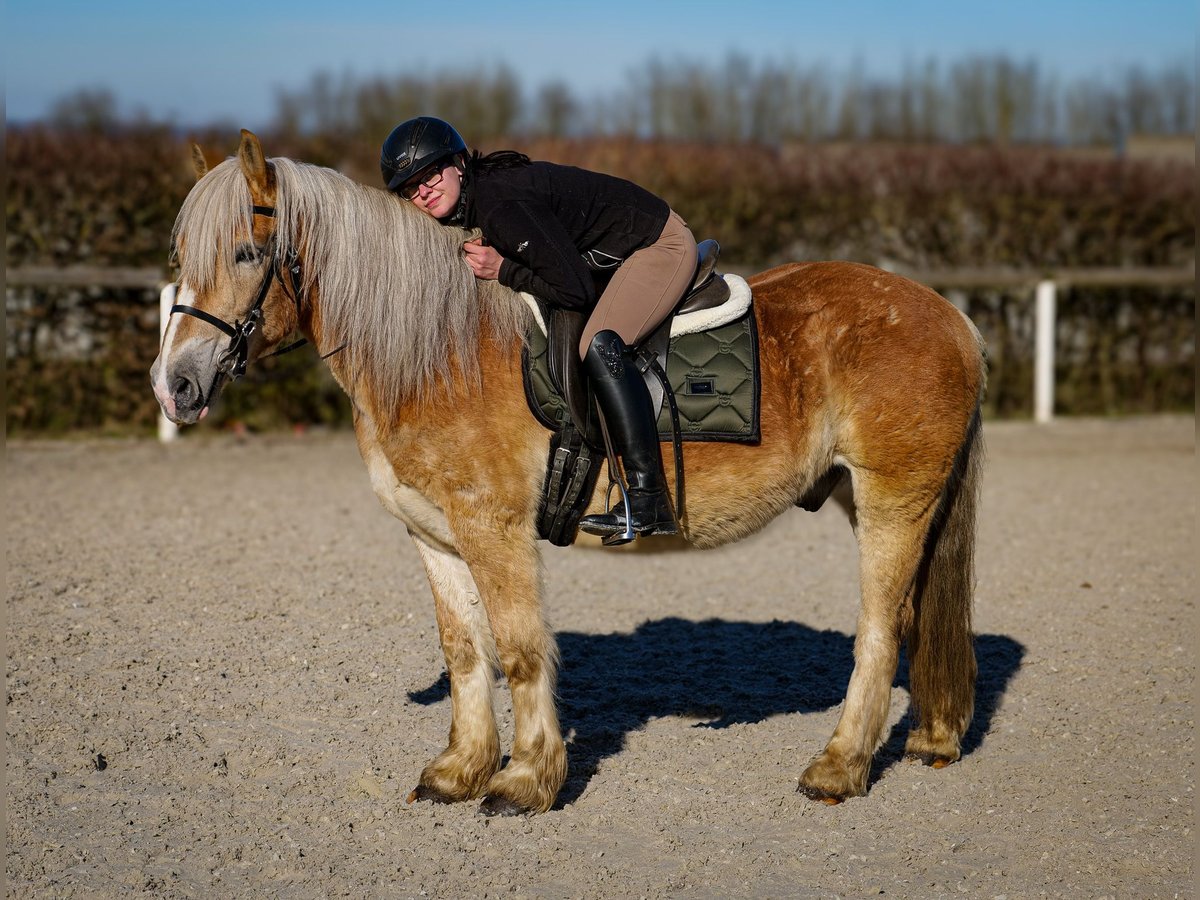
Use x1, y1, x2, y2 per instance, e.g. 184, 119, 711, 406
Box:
150, 130, 303, 425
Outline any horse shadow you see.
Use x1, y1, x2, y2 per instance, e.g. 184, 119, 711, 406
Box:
408, 617, 1024, 806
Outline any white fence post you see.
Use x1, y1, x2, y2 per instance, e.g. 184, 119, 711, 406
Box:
1034, 279, 1057, 423
157, 283, 179, 443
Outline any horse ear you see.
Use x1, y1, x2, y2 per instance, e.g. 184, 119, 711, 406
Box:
191, 144, 209, 180
237, 129, 271, 199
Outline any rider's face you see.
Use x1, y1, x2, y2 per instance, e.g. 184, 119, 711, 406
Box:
409, 161, 462, 220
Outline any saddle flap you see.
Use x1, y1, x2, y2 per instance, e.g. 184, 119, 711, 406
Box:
541, 302, 664, 447
544, 305, 597, 440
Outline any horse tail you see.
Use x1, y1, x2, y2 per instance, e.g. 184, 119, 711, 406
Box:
905, 380, 985, 764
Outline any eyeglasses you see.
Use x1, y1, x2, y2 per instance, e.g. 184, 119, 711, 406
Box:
397, 160, 450, 201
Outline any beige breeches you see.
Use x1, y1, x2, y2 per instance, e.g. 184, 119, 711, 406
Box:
579, 210, 697, 359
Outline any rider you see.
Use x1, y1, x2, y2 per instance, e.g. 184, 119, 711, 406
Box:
380, 116, 696, 539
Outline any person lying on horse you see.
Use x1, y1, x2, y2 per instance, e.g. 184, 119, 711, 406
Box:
380, 116, 696, 540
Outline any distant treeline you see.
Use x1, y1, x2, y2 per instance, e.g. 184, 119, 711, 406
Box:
48, 53, 1197, 146
7, 125, 1192, 272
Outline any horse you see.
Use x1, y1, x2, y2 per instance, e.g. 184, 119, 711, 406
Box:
150, 130, 986, 815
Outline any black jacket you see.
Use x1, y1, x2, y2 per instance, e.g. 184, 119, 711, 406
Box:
462, 161, 670, 312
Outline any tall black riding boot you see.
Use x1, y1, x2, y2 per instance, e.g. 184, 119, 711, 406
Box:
578, 330, 678, 539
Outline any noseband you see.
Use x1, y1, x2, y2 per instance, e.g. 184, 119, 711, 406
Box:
170, 205, 304, 380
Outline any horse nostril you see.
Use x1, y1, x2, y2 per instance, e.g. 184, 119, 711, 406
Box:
172, 376, 202, 411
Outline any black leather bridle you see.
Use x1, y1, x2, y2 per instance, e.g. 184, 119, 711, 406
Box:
170, 204, 306, 380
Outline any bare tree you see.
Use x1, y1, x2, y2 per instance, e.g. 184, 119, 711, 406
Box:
534, 81, 577, 137
262, 54, 1195, 147
48, 88, 120, 133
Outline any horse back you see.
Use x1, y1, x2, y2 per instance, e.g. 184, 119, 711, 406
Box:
750, 260, 983, 396
751, 260, 985, 480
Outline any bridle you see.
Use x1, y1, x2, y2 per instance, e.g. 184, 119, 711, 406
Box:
170, 204, 307, 380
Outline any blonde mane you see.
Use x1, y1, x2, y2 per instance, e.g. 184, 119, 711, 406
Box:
172, 156, 530, 408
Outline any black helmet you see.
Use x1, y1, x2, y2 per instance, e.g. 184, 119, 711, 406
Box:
380, 117, 467, 192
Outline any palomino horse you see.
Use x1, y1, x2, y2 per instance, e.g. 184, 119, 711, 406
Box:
151, 131, 986, 815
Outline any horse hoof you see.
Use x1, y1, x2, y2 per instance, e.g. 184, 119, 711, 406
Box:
407, 784, 457, 805
479, 794, 532, 817
904, 751, 956, 769
797, 784, 845, 805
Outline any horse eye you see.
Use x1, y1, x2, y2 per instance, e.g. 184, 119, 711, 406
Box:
234, 244, 260, 264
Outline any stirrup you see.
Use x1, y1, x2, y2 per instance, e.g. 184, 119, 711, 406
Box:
579, 480, 677, 543
597, 480, 638, 547
583, 456, 676, 544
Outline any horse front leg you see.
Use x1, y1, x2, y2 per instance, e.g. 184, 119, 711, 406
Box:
799, 487, 934, 803
407, 535, 502, 804
454, 525, 567, 816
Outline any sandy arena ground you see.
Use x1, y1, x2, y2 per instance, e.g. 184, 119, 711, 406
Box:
5, 415, 1194, 898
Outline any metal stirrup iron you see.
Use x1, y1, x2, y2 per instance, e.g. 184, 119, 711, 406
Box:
594, 401, 637, 546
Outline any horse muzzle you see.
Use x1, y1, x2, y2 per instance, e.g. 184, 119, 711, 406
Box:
150, 345, 224, 426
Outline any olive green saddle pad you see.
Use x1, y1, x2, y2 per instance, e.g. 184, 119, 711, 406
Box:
522, 306, 761, 443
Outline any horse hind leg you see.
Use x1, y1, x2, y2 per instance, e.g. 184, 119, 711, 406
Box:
904, 412, 982, 767
798, 471, 938, 804
407, 535, 502, 805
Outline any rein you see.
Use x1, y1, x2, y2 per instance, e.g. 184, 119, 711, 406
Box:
170, 204, 334, 380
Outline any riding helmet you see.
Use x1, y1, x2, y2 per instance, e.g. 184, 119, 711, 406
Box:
380, 117, 467, 192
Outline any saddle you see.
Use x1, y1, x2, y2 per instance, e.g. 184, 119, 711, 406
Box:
522, 240, 760, 545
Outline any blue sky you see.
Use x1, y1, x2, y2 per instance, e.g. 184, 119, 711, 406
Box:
5, 0, 1195, 127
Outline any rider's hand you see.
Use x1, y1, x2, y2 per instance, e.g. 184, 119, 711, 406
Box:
463, 239, 502, 280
